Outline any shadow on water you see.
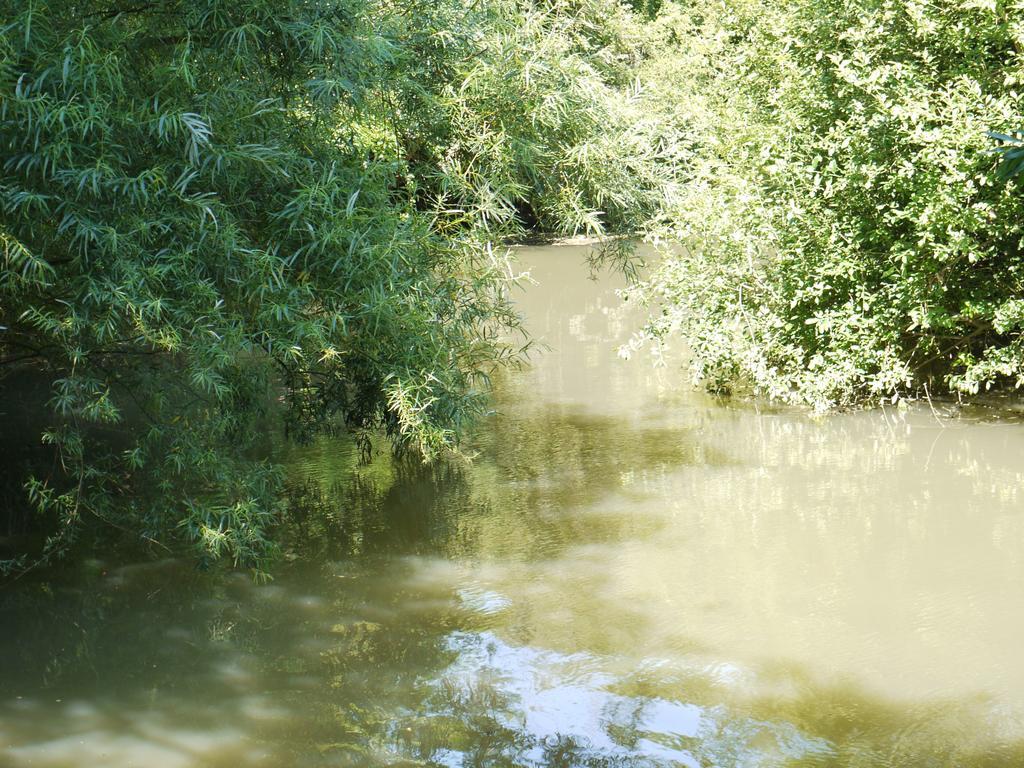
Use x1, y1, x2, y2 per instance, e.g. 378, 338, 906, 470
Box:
3, 404, 1024, 767
278, 403, 728, 563
3, 558, 1024, 768
5, 245, 1024, 767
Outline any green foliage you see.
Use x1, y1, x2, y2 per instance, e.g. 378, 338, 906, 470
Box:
0, 0, 673, 571
990, 129, 1024, 178
20, 0, 1024, 568
434, 0, 678, 237
379, 0, 684, 240
0, 0, 544, 571
635, 0, 1024, 409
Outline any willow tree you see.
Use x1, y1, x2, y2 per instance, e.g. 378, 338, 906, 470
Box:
0, 0, 525, 570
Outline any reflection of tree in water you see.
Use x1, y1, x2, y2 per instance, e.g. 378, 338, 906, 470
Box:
2, 554, 1024, 767
0, 564, 689, 766
756, 679, 1024, 768
277, 403, 725, 563
5, 401, 1024, 767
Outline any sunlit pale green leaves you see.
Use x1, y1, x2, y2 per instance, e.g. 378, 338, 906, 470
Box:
637, 0, 1024, 409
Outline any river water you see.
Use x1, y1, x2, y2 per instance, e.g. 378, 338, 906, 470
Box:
2, 244, 1024, 767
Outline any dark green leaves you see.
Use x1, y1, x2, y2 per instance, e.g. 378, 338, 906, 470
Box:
988, 130, 1024, 180
0, 0, 532, 573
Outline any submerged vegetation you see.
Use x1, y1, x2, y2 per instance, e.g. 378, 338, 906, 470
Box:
2, 0, 1023, 566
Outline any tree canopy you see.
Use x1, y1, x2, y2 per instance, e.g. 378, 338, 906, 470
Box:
0, 0, 682, 572
3, 0, 1024, 571
631, 0, 1024, 409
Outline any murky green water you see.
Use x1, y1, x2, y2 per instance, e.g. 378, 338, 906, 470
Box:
3, 245, 1024, 767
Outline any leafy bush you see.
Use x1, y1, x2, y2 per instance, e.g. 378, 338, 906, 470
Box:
417, 0, 683, 238
0, 0, 678, 571
635, 0, 1024, 409
0, 0, 529, 570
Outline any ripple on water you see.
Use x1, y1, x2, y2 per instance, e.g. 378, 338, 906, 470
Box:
422, 630, 832, 768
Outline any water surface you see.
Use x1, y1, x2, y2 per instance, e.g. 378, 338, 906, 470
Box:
3, 245, 1024, 767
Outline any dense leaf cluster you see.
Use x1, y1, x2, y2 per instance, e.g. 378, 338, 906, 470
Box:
634, 0, 1024, 409
0, 0, 671, 569
0, 0, 668, 570
435, 0, 678, 236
